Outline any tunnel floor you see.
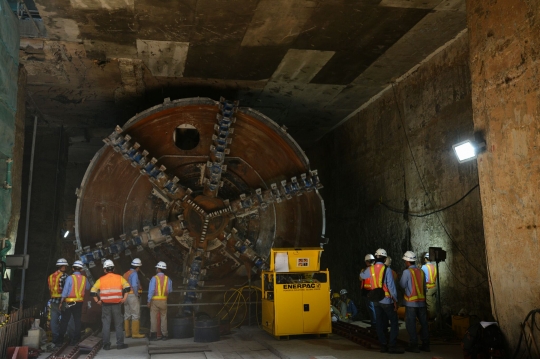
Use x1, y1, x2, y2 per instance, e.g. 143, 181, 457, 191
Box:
38, 322, 463, 359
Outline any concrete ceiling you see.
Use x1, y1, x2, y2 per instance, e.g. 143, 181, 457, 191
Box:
19, 0, 466, 145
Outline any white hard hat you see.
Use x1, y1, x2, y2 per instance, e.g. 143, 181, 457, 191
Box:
374, 248, 387, 257
56, 258, 69, 266
156, 261, 167, 270
131, 258, 142, 267
424, 252, 430, 259
385, 256, 392, 266
103, 259, 115, 269
364, 254, 375, 261
72, 260, 84, 268
402, 251, 417, 261
339, 289, 347, 295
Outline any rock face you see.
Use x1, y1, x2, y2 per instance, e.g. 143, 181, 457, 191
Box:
468, 0, 540, 348
308, 31, 491, 319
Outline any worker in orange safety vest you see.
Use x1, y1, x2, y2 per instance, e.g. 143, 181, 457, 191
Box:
400, 251, 430, 353
147, 261, 172, 341
91, 259, 131, 351
360, 254, 376, 328
48, 258, 69, 346
55, 260, 89, 346
421, 252, 437, 319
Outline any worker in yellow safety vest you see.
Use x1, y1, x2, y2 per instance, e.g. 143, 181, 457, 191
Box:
91, 259, 131, 351
123, 258, 145, 338
147, 261, 172, 341
55, 260, 89, 346
400, 251, 430, 353
421, 252, 437, 319
48, 258, 69, 346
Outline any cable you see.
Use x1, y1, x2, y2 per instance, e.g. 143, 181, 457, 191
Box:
380, 184, 479, 218
442, 262, 488, 288
391, 84, 487, 277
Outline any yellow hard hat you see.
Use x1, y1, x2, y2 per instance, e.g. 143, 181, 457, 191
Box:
332, 293, 340, 298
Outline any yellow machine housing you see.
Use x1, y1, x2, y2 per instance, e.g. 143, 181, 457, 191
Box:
261, 248, 331, 338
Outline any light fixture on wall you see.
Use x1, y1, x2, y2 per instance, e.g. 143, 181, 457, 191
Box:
452, 139, 486, 163
63, 230, 70, 238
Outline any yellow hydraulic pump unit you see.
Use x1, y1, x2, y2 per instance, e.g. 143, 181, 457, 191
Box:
261, 248, 331, 338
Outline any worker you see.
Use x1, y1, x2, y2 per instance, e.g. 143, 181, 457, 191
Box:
360, 248, 403, 354
48, 258, 69, 346
148, 261, 172, 341
422, 252, 437, 318
385, 256, 398, 281
400, 251, 430, 353
360, 254, 376, 328
123, 258, 145, 339
339, 289, 358, 321
91, 259, 130, 350
56, 260, 90, 346
330, 293, 343, 322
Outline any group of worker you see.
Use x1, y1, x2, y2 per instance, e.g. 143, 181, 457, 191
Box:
47, 257, 172, 350
331, 289, 358, 322
358, 249, 438, 354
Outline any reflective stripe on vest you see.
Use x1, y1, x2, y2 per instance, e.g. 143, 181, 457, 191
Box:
426, 263, 437, 289
123, 269, 142, 295
404, 268, 426, 302
66, 274, 87, 303
370, 264, 390, 297
100, 274, 124, 303
152, 275, 169, 300
48, 271, 63, 298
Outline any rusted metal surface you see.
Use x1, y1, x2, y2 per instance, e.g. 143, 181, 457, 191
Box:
74, 97, 325, 313
47, 332, 101, 359
331, 321, 409, 349
0, 306, 38, 359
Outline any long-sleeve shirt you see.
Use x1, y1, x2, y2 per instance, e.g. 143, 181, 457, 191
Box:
399, 265, 427, 307
147, 273, 172, 302
126, 270, 140, 294
61, 271, 90, 298
360, 262, 398, 304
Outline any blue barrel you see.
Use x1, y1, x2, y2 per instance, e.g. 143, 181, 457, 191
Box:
170, 316, 194, 339
194, 317, 220, 342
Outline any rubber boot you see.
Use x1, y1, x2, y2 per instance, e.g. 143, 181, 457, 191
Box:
149, 332, 158, 341
131, 320, 146, 338
124, 320, 132, 338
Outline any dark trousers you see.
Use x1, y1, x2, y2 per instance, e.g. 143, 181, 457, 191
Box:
405, 306, 429, 346
102, 304, 124, 346
375, 303, 399, 347
57, 302, 83, 345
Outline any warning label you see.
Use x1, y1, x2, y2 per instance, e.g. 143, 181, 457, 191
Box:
297, 258, 309, 267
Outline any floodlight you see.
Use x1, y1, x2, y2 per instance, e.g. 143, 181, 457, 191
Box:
452, 139, 485, 163
63, 230, 70, 238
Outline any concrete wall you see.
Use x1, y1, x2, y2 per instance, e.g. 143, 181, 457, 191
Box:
468, 0, 540, 347
0, 0, 21, 246
308, 31, 491, 318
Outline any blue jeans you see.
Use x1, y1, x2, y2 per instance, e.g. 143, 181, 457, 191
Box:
375, 303, 399, 347
102, 304, 124, 346
405, 306, 429, 346
50, 304, 61, 343
364, 297, 376, 327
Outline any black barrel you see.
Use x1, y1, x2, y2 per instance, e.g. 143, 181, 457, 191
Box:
170, 316, 194, 339
194, 317, 220, 342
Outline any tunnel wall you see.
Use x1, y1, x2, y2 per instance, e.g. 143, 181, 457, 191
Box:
308, 31, 491, 318
468, 0, 540, 348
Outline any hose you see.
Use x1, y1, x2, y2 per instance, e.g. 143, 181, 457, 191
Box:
512, 309, 540, 359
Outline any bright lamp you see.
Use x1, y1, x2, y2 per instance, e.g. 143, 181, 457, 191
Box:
452, 139, 485, 163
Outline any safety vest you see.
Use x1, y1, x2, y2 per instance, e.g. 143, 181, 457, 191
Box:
48, 270, 64, 298
65, 273, 87, 303
425, 263, 437, 289
152, 275, 169, 300
123, 269, 142, 295
99, 273, 124, 303
370, 263, 390, 298
361, 267, 372, 290
404, 268, 426, 303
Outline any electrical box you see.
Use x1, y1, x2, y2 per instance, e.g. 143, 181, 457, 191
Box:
261, 248, 331, 338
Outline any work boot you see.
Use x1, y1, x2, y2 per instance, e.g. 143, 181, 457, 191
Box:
117, 343, 128, 350
161, 335, 168, 341
388, 346, 405, 354
103, 343, 111, 350
131, 320, 146, 338
124, 320, 131, 338
379, 345, 388, 353
148, 332, 158, 341
405, 344, 420, 353
419, 343, 431, 352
